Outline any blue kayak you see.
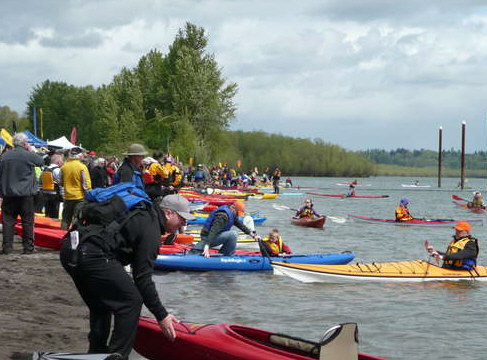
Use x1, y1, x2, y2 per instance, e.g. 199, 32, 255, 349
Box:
188, 215, 267, 226
154, 252, 355, 271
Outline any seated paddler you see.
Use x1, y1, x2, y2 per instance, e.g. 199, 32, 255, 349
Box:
395, 197, 413, 221
294, 199, 321, 219
261, 229, 292, 256
427, 221, 479, 270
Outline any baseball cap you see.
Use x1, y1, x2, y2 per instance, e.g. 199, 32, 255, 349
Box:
158, 194, 195, 220
454, 221, 471, 232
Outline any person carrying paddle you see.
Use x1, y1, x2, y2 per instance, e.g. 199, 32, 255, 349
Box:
294, 199, 321, 219
426, 221, 479, 270
194, 201, 261, 257
395, 197, 413, 221
262, 229, 292, 256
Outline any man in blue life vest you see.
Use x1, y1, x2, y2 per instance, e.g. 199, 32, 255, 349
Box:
427, 221, 479, 270
194, 201, 261, 257
114, 143, 147, 190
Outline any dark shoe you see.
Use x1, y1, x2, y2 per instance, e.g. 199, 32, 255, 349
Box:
22, 248, 35, 255
1, 248, 13, 255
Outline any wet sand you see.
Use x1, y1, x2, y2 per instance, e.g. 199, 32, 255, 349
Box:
0, 238, 145, 359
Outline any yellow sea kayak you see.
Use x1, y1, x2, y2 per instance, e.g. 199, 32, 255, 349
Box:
272, 260, 487, 283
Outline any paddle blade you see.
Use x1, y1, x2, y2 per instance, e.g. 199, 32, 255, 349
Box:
452, 195, 466, 201
328, 216, 347, 224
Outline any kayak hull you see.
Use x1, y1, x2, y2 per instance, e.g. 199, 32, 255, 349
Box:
154, 252, 354, 271
272, 260, 487, 283
134, 317, 388, 360
452, 201, 486, 214
306, 192, 388, 199
348, 214, 483, 227
290, 216, 326, 229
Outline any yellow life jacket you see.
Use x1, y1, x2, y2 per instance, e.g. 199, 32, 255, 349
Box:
41, 166, 58, 191
263, 236, 283, 254
444, 236, 478, 269
395, 205, 412, 221
300, 208, 315, 218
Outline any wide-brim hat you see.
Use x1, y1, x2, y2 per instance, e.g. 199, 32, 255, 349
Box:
123, 143, 148, 156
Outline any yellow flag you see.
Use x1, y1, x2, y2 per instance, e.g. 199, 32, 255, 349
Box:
1, 128, 13, 147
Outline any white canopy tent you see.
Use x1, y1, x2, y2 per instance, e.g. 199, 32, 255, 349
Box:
47, 136, 79, 150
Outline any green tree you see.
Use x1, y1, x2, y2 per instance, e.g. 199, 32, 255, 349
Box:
0, 106, 29, 132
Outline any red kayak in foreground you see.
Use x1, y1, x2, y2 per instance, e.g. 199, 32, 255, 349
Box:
291, 216, 326, 229
307, 192, 388, 199
134, 317, 389, 360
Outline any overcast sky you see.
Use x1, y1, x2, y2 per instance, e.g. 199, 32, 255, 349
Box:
1, 0, 487, 151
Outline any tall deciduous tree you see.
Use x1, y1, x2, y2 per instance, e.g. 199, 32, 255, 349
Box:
164, 22, 238, 160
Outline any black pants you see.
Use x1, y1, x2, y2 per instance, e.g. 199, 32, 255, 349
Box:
1, 196, 35, 252
60, 242, 142, 359
43, 193, 61, 219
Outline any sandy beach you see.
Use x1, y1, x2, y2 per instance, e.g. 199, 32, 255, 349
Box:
0, 239, 90, 359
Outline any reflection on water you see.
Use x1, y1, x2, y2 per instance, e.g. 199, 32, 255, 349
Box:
142, 177, 487, 360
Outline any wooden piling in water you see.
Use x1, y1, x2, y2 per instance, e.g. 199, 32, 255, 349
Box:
460, 121, 466, 189
437, 126, 442, 188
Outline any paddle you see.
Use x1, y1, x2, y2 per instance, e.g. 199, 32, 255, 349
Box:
271, 204, 346, 224
452, 194, 468, 202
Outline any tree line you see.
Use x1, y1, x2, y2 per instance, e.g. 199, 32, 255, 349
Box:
362, 148, 487, 171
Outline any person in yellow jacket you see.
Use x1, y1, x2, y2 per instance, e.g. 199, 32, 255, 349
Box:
262, 229, 292, 256
395, 198, 413, 221
427, 221, 479, 270
60, 147, 91, 229
161, 155, 182, 190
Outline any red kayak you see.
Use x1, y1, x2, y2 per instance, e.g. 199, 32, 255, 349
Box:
134, 317, 389, 360
306, 192, 388, 199
452, 199, 486, 214
291, 216, 326, 229
14, 224, 67, 250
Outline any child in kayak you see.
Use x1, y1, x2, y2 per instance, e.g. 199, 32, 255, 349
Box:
294, 199, 321, 219
426, 221, 479, 270
262, 229, 292, 256
395, 197, 413, 221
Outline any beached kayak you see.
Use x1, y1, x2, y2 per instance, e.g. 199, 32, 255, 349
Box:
290, 216, 326, 229
306, 192, 389, 199
14, 225, 67, 250
348, 214, 483, 227
272, 260, 487, 283
134, 317, 389, 360
158, 244, 259, 255
154, 252, 354, 271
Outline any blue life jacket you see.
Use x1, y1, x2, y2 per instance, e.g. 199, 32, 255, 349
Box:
113, 162, 145, 190
194, 170, 205, 180
203, 205, 235, 232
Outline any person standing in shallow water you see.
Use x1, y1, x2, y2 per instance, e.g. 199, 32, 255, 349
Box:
0, 132, 44, 254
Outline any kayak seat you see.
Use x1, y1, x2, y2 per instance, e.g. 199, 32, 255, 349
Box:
269, 333, 320, 358
319, 323, 358, 360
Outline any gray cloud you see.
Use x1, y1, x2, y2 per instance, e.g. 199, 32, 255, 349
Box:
1, 0, 487, 151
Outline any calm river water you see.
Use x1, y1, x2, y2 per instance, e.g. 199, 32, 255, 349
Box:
141, 176, 487, 360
